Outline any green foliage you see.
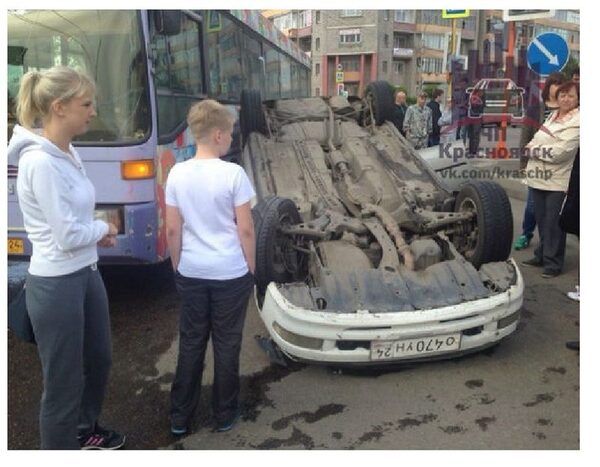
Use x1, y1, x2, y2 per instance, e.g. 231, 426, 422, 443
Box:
393, 85, 416, 105
422, 84, 438, 99
562, 56, 580, 80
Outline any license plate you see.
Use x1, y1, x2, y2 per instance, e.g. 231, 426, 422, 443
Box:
371, 333, 461, 360
8, 238, 24, 255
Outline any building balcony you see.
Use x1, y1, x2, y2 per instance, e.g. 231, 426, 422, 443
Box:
288, 25, 312, 39
393, 47, 414, 59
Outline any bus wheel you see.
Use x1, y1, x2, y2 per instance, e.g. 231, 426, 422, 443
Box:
452, 181, 513, 268
364, 81, 394, 126
240, 89, 267, 146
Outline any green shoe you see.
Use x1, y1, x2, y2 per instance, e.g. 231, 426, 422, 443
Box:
513, 235, 530, 250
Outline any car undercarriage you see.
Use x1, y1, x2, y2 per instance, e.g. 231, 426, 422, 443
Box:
240, 81, 523, 364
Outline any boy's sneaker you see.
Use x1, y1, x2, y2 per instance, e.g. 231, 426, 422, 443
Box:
170, 425, 188, 436
216, 408, 241, 433
567, 286, 580, 302
79, 425, 126, 450
513, 235, 531, 250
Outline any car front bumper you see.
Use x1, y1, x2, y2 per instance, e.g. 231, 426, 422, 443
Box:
258, 259, 524, 365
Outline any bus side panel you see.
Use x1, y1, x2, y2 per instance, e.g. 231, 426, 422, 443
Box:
155, 129, 196, 259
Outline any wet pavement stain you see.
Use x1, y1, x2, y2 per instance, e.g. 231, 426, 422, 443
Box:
426, 394, 437, 402
544, 367, 567, 375
465, 379, 484, 389
475, 416, 496, 431
241, 362, 306, 423
455, 403, 470, 412
478, 394, 496, 405
350, 414, 438, 448
331, 432, 343, 440
253, 426, 315, 449
439, 425, 466, 434
523, 393, 555, 407
533, 432, 547, 440
357, 427, 385, 444
536, 418, 553, 427
271, 404, 346, 431
396, 414, 438, 431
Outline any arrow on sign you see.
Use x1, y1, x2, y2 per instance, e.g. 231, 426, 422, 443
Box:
532, 37, 559, 66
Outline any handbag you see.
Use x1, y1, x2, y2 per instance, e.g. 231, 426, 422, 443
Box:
8, 284, 36, 344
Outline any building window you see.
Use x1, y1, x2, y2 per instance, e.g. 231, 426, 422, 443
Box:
315, 87, 320, 96
340, 55, 360, 71
384, 34, 389, 48
341, 10, 362, 18
316, 11, 320, 23
340, 29, 361, 44
393, 61, 404, 74
394, 10, 415, 23
383, 10, 390, 21
382, 61, 388, 73
315, 63, 320, 76
394, 34, 410, 48
421, 57, 443, 74
315, 37, 320, 51
421, 33, 445, 50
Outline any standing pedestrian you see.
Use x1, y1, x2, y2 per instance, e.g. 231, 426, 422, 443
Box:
466, 89, 484, 157
391, 89, 408, 137
438, 97, 456, 145
8, 66, 124, 449
427, 88, 443, 146
514, 72, 566, 250
167, 99, 256, 435
522, 81, 579, 278
403, 91, 432, 149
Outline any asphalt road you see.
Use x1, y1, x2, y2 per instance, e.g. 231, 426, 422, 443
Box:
7, 195, 580, 450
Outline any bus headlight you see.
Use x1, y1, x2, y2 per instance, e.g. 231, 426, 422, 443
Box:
121, 160, 155, 180
94, 206, 124, 234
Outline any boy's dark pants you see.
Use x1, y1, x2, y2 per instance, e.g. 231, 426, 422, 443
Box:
170, 271, 253, 428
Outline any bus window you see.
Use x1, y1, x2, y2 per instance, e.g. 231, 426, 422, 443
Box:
241, 32, 264, 95
151, 13, 203, 138
7, 10, 150, 144
264, 45, 281, 99
204, 11, 243, 102
280, 55, 292, 99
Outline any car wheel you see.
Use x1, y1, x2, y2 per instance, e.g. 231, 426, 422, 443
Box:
240, 89, 267, 146
453, 181, 513, 268
253, 196, 307, 304
364, 81, 395, 126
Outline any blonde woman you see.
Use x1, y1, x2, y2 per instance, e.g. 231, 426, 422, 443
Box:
8, 66, 124, 449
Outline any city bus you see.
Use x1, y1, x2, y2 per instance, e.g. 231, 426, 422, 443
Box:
7, 9, 311, 264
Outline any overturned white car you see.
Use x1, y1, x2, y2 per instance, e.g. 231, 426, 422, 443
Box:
240, 81, 523, 365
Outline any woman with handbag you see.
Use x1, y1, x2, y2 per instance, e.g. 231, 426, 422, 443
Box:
8, 66, 125, 449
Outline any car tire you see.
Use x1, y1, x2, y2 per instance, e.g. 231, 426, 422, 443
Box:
364, 81, 395, 126
240, 89, 267, 146
253, 196, 306, 302
453, 181, 513, 268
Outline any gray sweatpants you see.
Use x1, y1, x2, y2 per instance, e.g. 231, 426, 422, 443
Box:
530, 188, 567, 273
26, 264, 112, 450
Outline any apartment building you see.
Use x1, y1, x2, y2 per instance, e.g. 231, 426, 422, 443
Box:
263, 10, 580, 98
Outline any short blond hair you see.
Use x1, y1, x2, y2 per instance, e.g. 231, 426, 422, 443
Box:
16, 66, 95, 129
187, 99, 235, 142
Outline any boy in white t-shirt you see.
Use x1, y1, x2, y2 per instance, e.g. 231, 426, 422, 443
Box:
165, 99, 256, 435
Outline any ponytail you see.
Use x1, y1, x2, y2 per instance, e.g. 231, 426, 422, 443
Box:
15, 66, 96, 129
15, 70, 43, 129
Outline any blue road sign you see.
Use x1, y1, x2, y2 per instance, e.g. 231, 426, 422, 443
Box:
527, 32, 569, 76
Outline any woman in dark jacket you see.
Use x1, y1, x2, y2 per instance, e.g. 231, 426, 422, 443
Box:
561, 149, 579, 350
